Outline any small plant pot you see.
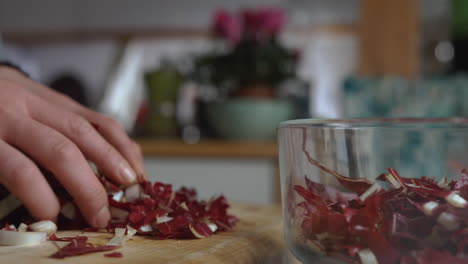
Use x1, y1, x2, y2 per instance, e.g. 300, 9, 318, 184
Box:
204, 98, 294, 141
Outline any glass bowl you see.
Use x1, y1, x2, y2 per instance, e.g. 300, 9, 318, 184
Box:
278, 118, 468, 264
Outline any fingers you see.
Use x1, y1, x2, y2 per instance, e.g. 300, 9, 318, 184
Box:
29, 102, 137, 186
24, 82, 146, 182
5, 117, 110, 228
0, 140, 60, 221
79, 109, 147, 182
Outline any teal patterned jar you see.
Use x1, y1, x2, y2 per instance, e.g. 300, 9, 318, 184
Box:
342, 75, 468, 118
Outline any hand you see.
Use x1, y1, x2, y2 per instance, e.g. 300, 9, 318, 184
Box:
0, 66, 146, 228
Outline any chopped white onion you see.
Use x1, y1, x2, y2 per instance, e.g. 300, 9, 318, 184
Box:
0, 230, 46, 246
315, 233, 329, 241
124, 184, 143, 202
88, 162, 99, 176
107, 226, 137, 246
111, 190, 124, 202
438, 176, 450, 189
0, 194, 22, 219
446, 192, 468, 208
391, 214, 398, 234
305, 239, 325, 254
109, 207, 129, 222
107, 236, 126, 246
422, 201, 439, 216
180, 202, 189, 211
385, 173, 401, 189
156, 216, 173, 224
107, 228, 127, 246
17, 223, 28, 232
358, 249, 379, 264
139, 224, 153, 232
207, 223, 218, 233
141, 193, 151, 199
114, 228, 126, 237
60, 202, 76, 220
29, 220, 57, 235
189, 224, 209, 239
437, 212, 460, 231
360, 183, 382, 201
126, 225, 137, 239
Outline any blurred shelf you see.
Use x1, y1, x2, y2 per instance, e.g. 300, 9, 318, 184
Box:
2, 24, 356, 44
135, 138, 278, 159
2, 28, 209, 44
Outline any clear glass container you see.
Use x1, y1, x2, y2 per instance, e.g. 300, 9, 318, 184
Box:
278, 118, 468, 264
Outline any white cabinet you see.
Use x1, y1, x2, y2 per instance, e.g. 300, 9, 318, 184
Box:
144, 157, 276, 204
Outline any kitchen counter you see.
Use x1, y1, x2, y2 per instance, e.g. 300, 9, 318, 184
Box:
0, 203, 288, 264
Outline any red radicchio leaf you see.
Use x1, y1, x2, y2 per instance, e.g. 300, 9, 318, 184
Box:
400, 256, 418, 264
389, 213, 434, 241
100, 178, 120, 193
157, 215, 191, 236
452, 228, 468, 257
189, 223, 213, 239
300, 217, 320, 237
365, 231, 400, 264
419, 248, 467, 264
141, 181, 152, 196
143, 209, 166, 225
454, 169, 468, 199
104, 252, 123, 258
49, 235, 117, 259
48, 234, 59, 241
387, 168, 409, 190
128, 210, 145, 225
48, 234, 87, 243
293, 185, 328, 211
82, 227, 99, 232
50, 244, 118, 259
305, 176, 358, 204
323, 212, 348, 236
1, 224, 15, 231
300, 128, 373, 195
153, 182, 172, 201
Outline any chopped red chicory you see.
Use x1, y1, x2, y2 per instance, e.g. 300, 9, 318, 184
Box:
49, 235, 117, 259
294, 166, 468, 264
0, 174, 237, 259
104, 252, 123, 258
301, 131, 373, 196
0, 179, 237, 240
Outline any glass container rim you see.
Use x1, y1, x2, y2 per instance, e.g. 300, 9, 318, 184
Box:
278, 117, 468, 130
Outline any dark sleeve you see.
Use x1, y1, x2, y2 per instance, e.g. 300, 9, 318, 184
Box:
0, 61, 29, 77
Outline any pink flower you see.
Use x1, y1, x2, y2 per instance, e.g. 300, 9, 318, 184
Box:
213, 10, 242, 44
257, 8, 285, 36
242, 9, 261, 36
242, 8, 285, 41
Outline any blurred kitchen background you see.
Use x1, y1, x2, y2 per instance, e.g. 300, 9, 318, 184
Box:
0, 0, 465, 204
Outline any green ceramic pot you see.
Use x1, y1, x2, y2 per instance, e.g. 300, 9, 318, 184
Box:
204, 98, 294, 141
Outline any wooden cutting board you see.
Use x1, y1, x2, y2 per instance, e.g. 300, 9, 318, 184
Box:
0, 203, 286, 264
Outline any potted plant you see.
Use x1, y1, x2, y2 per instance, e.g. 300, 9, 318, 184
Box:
192, 8, 299, 140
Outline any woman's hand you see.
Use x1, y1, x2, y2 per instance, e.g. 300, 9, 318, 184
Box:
0, 66, 146, 228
